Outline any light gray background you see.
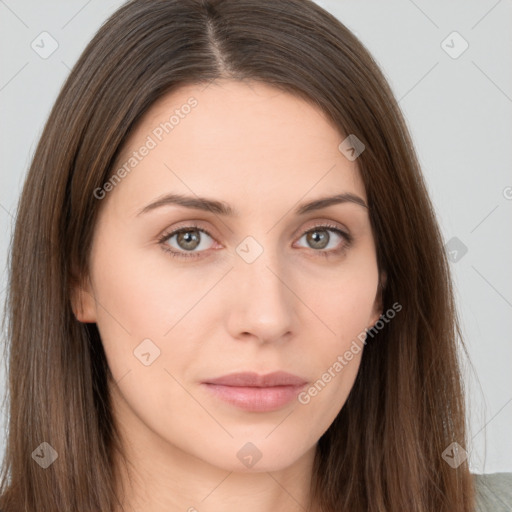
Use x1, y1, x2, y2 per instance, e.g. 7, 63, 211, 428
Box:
0, 0, 511, 473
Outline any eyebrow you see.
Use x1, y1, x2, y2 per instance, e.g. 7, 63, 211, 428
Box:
136, 192, 368, 217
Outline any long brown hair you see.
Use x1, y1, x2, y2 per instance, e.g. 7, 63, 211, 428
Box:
0, 0, 474, 510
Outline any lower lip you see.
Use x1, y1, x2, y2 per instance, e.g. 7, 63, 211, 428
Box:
201, 383, 307, 412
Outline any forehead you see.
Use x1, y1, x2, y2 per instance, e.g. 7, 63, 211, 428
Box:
108, 79, 365, 216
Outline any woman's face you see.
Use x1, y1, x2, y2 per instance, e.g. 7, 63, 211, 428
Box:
74, 79, 383, 473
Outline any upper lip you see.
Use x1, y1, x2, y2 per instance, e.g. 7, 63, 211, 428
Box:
203, 371, 308, 387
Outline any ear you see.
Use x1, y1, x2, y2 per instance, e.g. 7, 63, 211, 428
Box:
368, 270, 387, 328
70, 274, 97, 323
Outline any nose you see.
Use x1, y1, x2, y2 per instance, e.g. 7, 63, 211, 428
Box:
224, 246, 295, 345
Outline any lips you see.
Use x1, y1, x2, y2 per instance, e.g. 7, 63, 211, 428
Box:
203, 371, 308, 387
201, 371, 309, 412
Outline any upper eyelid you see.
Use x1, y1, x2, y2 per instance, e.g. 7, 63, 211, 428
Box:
161, 219, 349, 235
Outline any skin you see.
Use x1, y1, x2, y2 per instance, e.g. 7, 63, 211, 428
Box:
72, 79, 384, 512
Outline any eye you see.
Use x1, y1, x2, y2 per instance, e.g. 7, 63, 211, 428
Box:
294, 223, 352, 257
158, 224, 216, 260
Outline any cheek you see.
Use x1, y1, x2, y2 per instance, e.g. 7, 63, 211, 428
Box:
89, 235, 224, 380
295, 281, 371, 430
302, 251, 379, 340
88, 237, 169, 372
294, 253, 378, 413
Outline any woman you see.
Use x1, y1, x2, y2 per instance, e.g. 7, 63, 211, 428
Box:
0, 0, 504, 510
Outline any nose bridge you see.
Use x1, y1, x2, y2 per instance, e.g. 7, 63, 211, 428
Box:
235, 229, 286, 290
227, 232, 294, 342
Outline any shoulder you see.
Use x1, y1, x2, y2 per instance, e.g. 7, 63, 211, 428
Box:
473, 473, 512, 511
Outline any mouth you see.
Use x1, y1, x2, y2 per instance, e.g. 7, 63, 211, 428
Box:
201, 371, 308, 412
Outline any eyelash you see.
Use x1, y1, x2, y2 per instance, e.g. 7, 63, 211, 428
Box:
157, 222, 353, 260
